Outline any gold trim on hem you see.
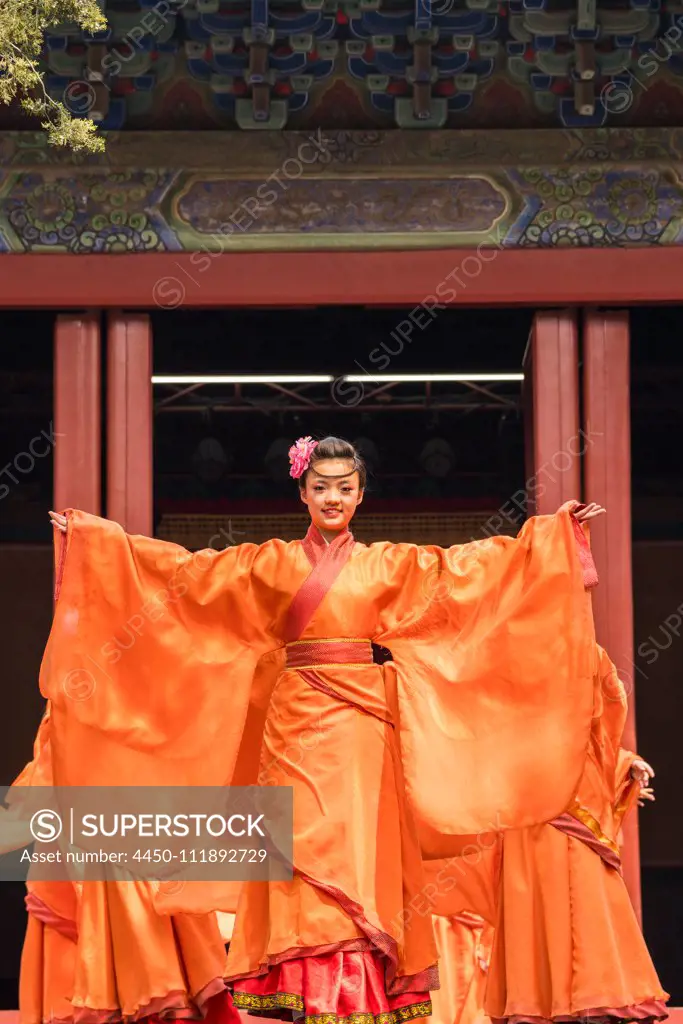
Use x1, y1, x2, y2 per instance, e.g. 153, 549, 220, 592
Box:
305, 1003, 433, 1024
233, 992, 304, 1012
232, 993, 432, 1024
570, 799, 620, 856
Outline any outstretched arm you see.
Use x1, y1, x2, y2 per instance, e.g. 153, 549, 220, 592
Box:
572, 501, 606, 524
49, 511, 68, 533
38, 508, 276, 790
378, 500, 603, 843
48, 507, 255, 608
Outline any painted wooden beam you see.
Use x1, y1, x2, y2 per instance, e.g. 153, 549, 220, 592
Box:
3, 250, 683, 308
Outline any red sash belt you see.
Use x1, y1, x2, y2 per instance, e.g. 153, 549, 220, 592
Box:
549, 812, 621, 871
285, 639, 374, 669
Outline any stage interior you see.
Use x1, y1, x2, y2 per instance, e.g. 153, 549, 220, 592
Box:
0, 305, 681, 1009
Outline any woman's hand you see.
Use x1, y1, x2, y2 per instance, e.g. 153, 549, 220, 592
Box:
572, 502, 606, 523
631, 758, 655, 807
638, 786, 655, 808
49, 511, 67, 533
631, 757, 655, 784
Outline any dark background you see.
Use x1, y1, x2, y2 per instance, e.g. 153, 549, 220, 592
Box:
0, 305, 681, 1004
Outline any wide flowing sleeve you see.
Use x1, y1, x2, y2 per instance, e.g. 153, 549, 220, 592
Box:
0, 705, 54, 856
614, 749, 640, 833
374, 502, 597, 853
591, 646, 640, 830
39, 509, 282, 790
612, 741, 640, 839
10, 704, 53, 790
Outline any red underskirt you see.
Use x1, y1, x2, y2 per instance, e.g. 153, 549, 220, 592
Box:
203, 992, 244, 1024
231, 950, 433, 1024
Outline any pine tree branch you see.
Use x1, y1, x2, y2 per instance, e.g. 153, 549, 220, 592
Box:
0, 0, 108, 151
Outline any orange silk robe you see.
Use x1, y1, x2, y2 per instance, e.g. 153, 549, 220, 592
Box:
12, 504, 597, 1024
431, 914, 492, 1024
485, 646, 668, 1023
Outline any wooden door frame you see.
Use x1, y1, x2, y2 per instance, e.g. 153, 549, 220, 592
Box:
43, 255, 682, 1017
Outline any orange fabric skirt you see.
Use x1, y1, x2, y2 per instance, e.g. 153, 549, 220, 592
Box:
485, 825, 668, 1023
19, 880, 234, 1024
226, 646, 438, 1021
430, 916, 490, 1024
20, 641, 437, 1024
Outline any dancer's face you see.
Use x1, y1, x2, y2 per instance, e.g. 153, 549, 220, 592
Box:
299, 458, 364, 535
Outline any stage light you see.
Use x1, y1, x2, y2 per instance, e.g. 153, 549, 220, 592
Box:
419, 438, 455, 479
193, 438, 230, 483
153, 375, 334, 385
352, 437, 380, 471
152, 373, 524, 385
265, 438, 295, 481
342, 374, 524, 383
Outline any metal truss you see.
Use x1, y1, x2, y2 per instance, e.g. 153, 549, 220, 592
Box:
153, 378, 522, 415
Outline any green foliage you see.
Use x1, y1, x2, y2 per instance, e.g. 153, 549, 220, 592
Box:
0, 0, 107, 151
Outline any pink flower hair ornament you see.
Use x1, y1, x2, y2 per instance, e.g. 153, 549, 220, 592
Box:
288, 436, 318, 479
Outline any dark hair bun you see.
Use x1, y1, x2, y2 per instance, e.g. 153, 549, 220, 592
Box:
299, 436, 367, 489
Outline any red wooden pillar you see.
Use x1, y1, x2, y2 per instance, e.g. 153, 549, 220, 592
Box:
54, 314, 101, 513
106, 312, 153, 536
583, 309, 641, 921
527, 311, 581, 516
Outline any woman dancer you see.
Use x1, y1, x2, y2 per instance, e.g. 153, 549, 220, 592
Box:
16, 435, 603, 1024
484, 645, 668, 1024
